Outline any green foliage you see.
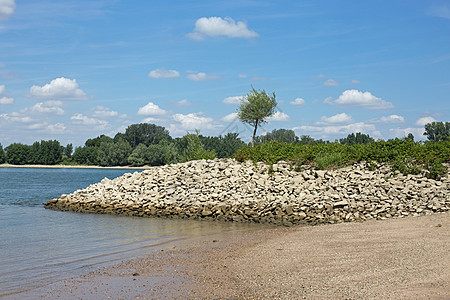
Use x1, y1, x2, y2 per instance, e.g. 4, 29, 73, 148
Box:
339, 132, 374, 145
424, 121, 450, 141
29, 140, 63, 165
0, 143, 5, 164
5, 143, 31, 165
234, 139, 450, 179
198, 132, 245, 158
72, 146, 99, 165
85, 135, 112, 147
128, 143, 148, 166
237, 86, 277, 146
64, 143, 73, 158
121, 123, 171, 148
178, 131, 216, 162
97, 138, 132, 166
256, 128, 298, 144
146, 142, 178, 166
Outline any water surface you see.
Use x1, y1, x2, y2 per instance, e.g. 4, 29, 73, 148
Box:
0, 167, 263, 296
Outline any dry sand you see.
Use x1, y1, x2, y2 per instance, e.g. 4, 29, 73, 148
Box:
11, 213, 450, 299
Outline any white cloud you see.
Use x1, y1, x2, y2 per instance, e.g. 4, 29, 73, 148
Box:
427, 5, 450, 19
28, 101, 65, 115
47, 123, 67, 134
148, 68, 180, 79
176, 99, 192, 106
223, 96, 243, 104
71, 113, 108, 128
186, 72, 220, 81
293, 122, 379, 137
376, 114, 405, 123
0, 112, 33, 123
290, 98, 305, 106
416, 116, 436, 126
389, 127, 425, 139
137, 102, 167, 116
351, 80, 360, 85
222, 112, 238, 122
92, 106, 118, 118
0, 0, 15, 21
323, 79, 339, 86
172, 112, 214, 130
29, 77, 88, 101
0, 84, 5, 94
317, 113, 353, 124
238, 74, 248, 78
142, 117, 158, 123
268, 111, 290, 121
329, 89, 394, 110
187, 17, 258, 40
0, 96, 13, 104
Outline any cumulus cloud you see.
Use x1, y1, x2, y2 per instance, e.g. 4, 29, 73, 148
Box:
416, 116, 436, 126
222, 112, 238, 122
290, 98, 305, 106
223, 96, 243, 105
0, 112, 33, 123
317, 113, 353, 124
0, 96, 13, 104
172, 112, 214, 130
137, 102, 167, 116
375, 114, 405, 123
268, 111, 290, 122
187, 17, 258, 40
28, 101, 65, 115
389, 127, 425, 139
293, 122, 379, 137
328, 89, 394, 110
47, 123, 67, 134
176, 99, 192, 106
323, 79, 339, 86
92, 106, 118, 118
148, 68, 180, 79
186, 71, 220, 81
0, 0, 15, 21
71, 113, 108, 128
29, 77, 89, 101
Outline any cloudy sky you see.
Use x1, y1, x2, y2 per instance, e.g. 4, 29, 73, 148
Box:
0, 0, 449, 146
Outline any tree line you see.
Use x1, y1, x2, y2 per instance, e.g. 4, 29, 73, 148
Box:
0, 121, 448, 167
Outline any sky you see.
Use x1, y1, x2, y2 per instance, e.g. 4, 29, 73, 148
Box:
0, 0, 449, 146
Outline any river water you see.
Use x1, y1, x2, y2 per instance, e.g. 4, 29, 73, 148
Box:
0, 167, 261, 297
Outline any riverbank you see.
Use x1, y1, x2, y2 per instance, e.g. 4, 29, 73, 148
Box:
45, 158, 449, 226
0, 163, 149, 169
15, 212, 449, 299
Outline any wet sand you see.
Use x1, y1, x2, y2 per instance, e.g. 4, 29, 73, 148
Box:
10, 213, 450, 299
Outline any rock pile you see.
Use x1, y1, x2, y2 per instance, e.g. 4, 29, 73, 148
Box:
45, 159, 449, 226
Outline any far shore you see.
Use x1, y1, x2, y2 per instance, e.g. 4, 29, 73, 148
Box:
0, 163, 150, 170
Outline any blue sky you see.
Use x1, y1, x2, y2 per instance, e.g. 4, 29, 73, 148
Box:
0, 0, 449, 146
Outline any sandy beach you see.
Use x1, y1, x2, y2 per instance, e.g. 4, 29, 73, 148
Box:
11, 212, 449, 299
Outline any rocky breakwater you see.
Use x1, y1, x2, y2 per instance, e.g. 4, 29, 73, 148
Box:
45, 159, 449, 226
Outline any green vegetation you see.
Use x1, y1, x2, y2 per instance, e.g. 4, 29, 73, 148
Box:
1, 121, 449, 178
234, 138, 450, 179
237, 86, 277, 147
424, 121, 450, 141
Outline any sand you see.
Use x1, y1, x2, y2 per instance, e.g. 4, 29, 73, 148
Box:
10, 213, 450, 299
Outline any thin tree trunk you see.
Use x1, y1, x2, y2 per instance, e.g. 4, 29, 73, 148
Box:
252, 119, 258, 147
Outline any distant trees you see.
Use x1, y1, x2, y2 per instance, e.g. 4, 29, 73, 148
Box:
237, 87, 277, 147
424, 122, 450, 142
120, 123, 171, 148
256, 129, 298, 144
0, 143, 6, 164
4, 140, 63, 165
339, 132, 374, 145
178, 130, 216, 162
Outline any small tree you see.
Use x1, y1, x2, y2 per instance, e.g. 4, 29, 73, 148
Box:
424, 121, 450, 141
237, 86, 277, 147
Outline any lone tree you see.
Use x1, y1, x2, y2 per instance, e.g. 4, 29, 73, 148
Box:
237, 86, 277, 147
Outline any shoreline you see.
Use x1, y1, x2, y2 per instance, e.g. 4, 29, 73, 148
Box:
15, 213, 449, 299
0, 163, 150, 170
